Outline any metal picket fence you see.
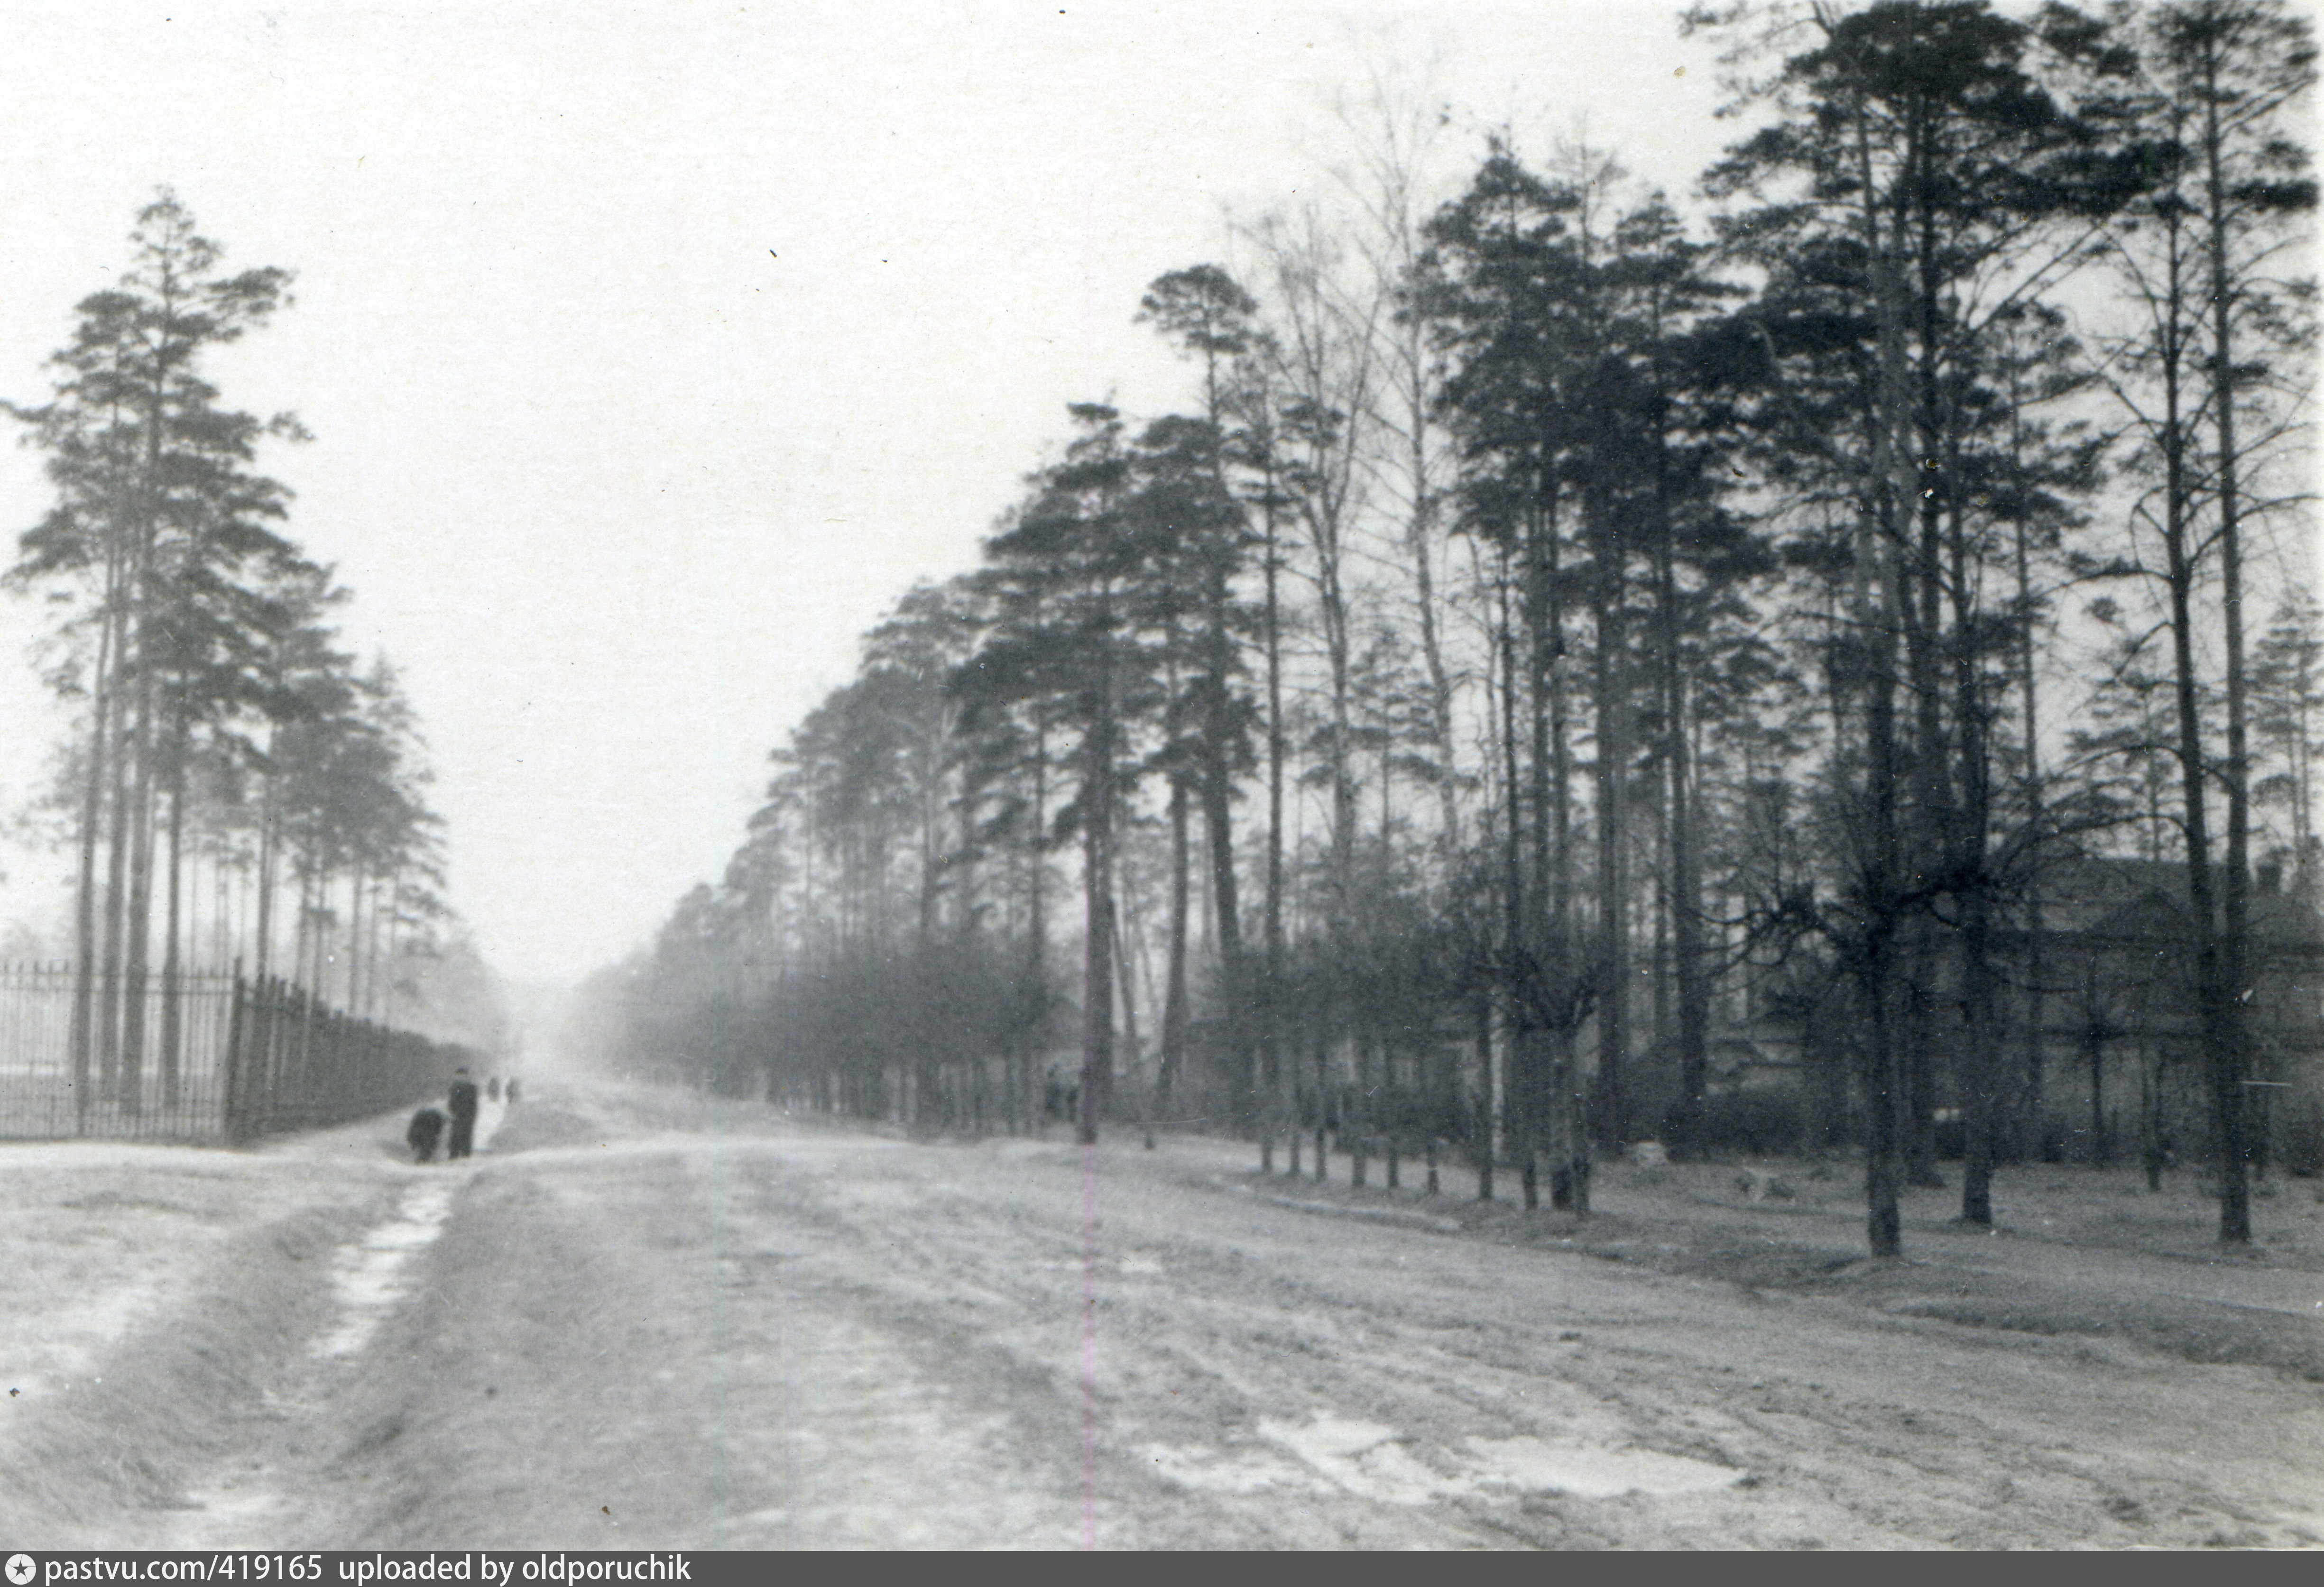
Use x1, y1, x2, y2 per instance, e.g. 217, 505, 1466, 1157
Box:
0, 962, 479, 1145
222, 975, 479, 1142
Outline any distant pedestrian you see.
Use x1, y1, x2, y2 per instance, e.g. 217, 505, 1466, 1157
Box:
487, 1075, 502, 1102
406, 1106, 447, 1164
446, 1068, 480, 1159
505, 1077, 520, 1105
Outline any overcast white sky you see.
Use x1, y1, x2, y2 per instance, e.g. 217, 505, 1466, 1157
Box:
0, 3, 1811, 984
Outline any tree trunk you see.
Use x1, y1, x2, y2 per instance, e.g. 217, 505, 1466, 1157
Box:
1080, 600, 1117, 1144
1113, 906, 1144, 1140
1262, 463, 1289, 1172
98, 664, 134, 1098
2203, 29, 2255, 1244
1160, 766, 1190, 1111
1940, 413, 1999, 1224
1855, 85, 1913, 1257
346, 858, 365, 1011
118, 658, 159, 1116
159, 722, 188, 1113
1591, 482, 1629, 1151
2013, 389, 2047, 1162
1654, 429, 1708, 1158
1404, 346, 1462, 863
1200, 672, 1251, 1132
254, 723, 280, 987
1496, 546, 1531, 1201
67, 561, 122, 1132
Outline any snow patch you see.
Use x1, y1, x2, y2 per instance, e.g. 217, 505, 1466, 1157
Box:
16, 1286, 171, 1394
1142, 1441, 1321, 1495
494, 1126, 906, 1171
1462, 1435, 1743, 1498
1025, 1254, 1165, 1276
172, 1486, 285, 1548
1141, 1414, 1746, 1507
0, 1142, 242, 1173
311, 1178, 458, 1359
1258, 1415, 1463, 1504
0, 1172, 236, 1396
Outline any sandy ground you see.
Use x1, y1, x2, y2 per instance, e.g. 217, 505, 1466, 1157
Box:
0, 1077, 2319, 1550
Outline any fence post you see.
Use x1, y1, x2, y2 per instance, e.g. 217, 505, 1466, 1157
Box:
70, 958, 90, 1139
263, 979, 284, 1138
252, 978, 269, 1138
292, 982, 311, 1133
223, 964, 247, 1143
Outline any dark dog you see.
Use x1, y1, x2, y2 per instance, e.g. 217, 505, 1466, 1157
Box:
407, 1105, 448, 1163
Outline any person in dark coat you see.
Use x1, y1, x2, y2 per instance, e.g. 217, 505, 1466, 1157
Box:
406, 1106, 447, 1164
505, 1077, 520, 1105
446, 1068, 480, 1159
486, 1075, 501, 1102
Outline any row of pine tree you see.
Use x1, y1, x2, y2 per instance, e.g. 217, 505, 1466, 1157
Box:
592, 0, 2316, 1254
6, 193, 477, 1114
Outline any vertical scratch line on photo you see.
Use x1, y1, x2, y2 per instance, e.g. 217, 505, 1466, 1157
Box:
1081, 1129, 1098, 1550
1077, 773, 1101, 1553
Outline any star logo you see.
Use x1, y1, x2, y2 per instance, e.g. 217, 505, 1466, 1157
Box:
6, 1553, 36, 1586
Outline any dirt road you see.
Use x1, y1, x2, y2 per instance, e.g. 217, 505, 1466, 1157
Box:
5, 1078, 2321, 1549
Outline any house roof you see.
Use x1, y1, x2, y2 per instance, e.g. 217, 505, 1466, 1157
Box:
2021, 856, 2324, 956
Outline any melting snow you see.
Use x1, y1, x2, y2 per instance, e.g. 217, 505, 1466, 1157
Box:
173, 1485, 286, 1549
1142, 1441, 1317, 1495
1258, 1415, 1465, 1504
309, 1100, 507, 1359
1025, 1254, 1166, 1276
1145, 1413, 1743, 1506
1462, 1434, 1743, 1498
312, 1177, 458, 1359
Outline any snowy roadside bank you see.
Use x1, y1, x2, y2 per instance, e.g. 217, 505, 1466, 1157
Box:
0, 1100, 509, 1545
